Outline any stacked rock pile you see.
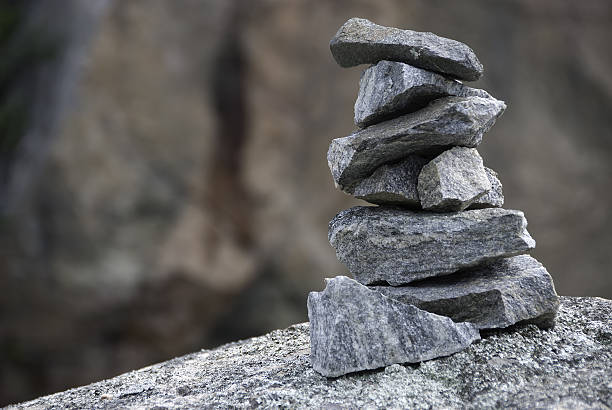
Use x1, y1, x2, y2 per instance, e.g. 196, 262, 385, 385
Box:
308, 18, 560, 378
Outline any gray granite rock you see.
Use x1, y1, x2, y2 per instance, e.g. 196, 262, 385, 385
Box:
328, 96, 506, 191
373, 255, 559, 330
11, 297, 611, 409
355, 60, 492, 127
418, 147, 491, 212
349, 155, 427, 206
469, 167, 504, 209
330, 18, 484, 81
328, 206, 535, 285
307, 276, 480, 377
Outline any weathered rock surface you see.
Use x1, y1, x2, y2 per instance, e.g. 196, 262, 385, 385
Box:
328, 96, 506, 191
355, 60, 491, 127
350, 155, 427, 206
418, 147, 491, 212
328, 206, 535, 285
469, 167, 504, 209
307, 276, 480, 377
330, 18, 484, 81
12, 297, 611, 409
373, 255, 559, 330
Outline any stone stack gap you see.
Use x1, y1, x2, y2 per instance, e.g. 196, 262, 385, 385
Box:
308, 18, 560, 378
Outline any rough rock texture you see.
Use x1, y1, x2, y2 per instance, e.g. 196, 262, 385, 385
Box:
355, 60, 491, 127
307, 276, 480, 377
350, 155, 427, 206
330, 18, 483, 81
418, 147, 491, 212
328, 206, 535, 285
469, 167, 504, 209
11, 297, 611, 409
328, 96, 506, 191
373, 255, 559, 330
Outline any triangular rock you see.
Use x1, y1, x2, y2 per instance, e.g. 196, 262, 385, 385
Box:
355, 60, 491, 127
308, 276, 480, 377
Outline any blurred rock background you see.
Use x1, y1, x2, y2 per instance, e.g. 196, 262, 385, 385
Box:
0, 0, 610, 405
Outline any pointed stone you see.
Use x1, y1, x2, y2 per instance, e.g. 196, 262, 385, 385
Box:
349, 155, 427, 207
355, 60, 492, 127
328, 96, 506, 192
308, 276, 480, 377
373, 255, 559, 330
328, 206, 535, 285
417, 147, 491, 212
330, 18, 483, 81
469, 167, 504, 209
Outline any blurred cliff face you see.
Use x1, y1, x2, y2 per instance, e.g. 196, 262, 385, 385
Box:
1, 0, 611, 405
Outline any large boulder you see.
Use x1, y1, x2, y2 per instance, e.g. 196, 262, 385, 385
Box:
12, 297, 612, 409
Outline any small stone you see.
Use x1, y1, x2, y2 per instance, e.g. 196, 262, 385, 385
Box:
373, 255, 560, 330
469, 167, 504, 209
417, 147, 491, 212
330, 18, 483, 81
307, 276, 480, 377
349, 155, 427, 207
328, 206, 535, 285
355, 60, 492, 127
328, 96, 506, 192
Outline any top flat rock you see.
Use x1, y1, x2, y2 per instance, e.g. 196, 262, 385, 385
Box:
355, 60, 491, 127
328, 95, 506, 192
13, 297, 612, 409
330, 18, 484, 81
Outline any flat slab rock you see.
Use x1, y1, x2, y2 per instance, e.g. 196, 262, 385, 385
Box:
12, 297, 611, 409
308, 276, 480, 377
328, 95, 506, 191
329, 206, 535, 285
355, 60, 491, 127
350, 155, 427, 207
373, 255, 559, 330
330, 18, 484, 81
418, 146, 491, 212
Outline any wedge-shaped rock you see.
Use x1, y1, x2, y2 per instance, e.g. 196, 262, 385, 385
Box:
308, 276, 480, 377
328, 96, 506, 191
469, 167, 504, 209
373, 255, 559, 330
355, 61, 491, 127
330, 18, 483, 81
349, 155, 427, 207
328, 207, 535, 285
418, 147, 491, 212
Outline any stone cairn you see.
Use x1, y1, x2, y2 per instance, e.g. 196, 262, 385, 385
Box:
308, 18, 560, 378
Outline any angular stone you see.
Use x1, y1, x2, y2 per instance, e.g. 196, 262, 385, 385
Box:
355, 60, 492, 127
349, 155, 427, 206
307, 276, 480, 377
417, 147, 491, 212
328, 206, 535, 285
328, 96, 506, 192
373, 255, 559, 330
469, 167, 504, 209
330, 18, 483, 81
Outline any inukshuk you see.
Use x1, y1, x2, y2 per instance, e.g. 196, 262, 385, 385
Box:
308, 18, 560, 378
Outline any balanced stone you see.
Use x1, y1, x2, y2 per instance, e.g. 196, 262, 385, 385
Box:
469, 167, 504, 209
349, 155, 427, 206
330, 18, 483, 81
355, 60, 491, 127
373, 255, 559, 330
308, 276, 480, 377
418, 146, 491, 212
328, 95, 506, 191
328, 206, 535, 285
